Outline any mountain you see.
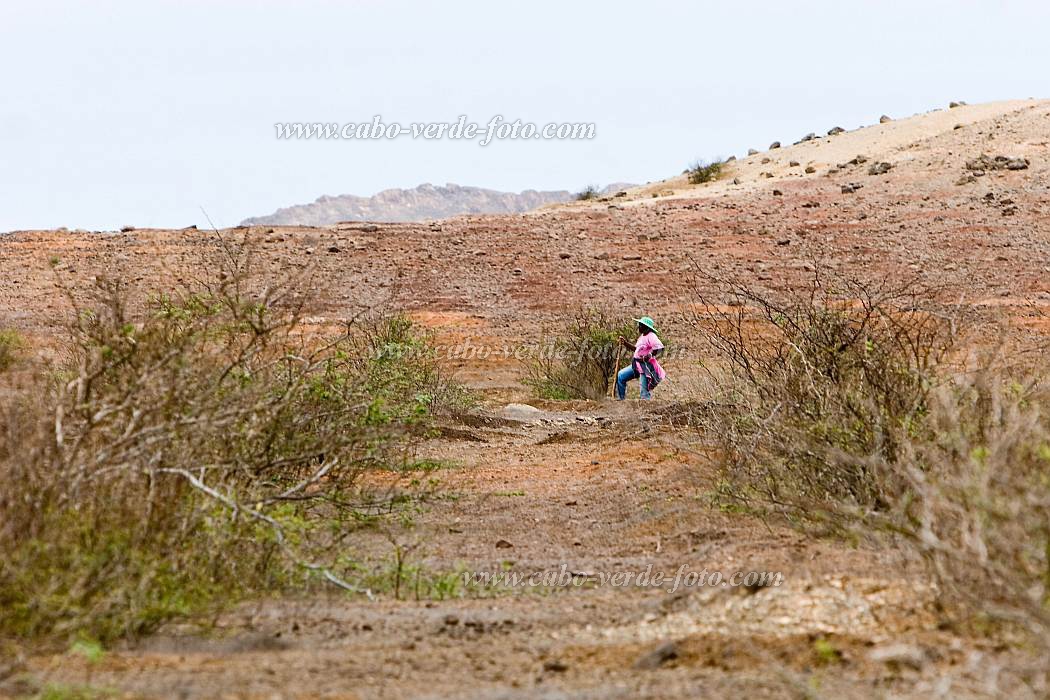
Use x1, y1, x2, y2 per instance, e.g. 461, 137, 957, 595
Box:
240, 182, 633, 226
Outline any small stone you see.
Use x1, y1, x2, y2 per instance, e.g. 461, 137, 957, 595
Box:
841, 183, 863, 194
868, 162, 893, 176
804, 165, 817, 174
879, 115, 892, 123
769, 141, 781, 149
789, 161, 800, 167
327, 245, 341, 253
633, 641, 679, 670
543, 660, 569, 673
495, 539, 514, 549
747, 148, 759, 156
869, 643, 926, 670
623, 254, 643, 261
827, 126, 845, 135
732, 177, 742, 185
772, 189, 783, 196
512, 267, 524, 275
444, 615, 460, 626
558, 252, 571, 259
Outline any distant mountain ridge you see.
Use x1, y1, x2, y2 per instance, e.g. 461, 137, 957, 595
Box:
240, 182, 633, 226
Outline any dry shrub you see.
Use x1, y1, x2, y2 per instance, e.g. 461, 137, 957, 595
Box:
0, 329, 24, 372
694, 268, 1050, 668
694, 270, 958, 513
0, 266, 462, 641
687, 159, 725, 184
524, 307, 634, 400
879, 369, 1050, 644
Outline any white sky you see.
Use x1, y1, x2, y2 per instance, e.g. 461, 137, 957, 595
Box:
2, 0, 1048, 232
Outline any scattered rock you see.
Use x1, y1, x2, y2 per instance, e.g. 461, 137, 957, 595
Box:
869, 643, 927, 670
868, 162, 893, 176
955, 174, 977, 186
443, 614, 460, 626
772, 189, 783, 196
326, 245, 341, 253
849, 155, 869, 165
804, 165, 817, 174
776, 238, 791, 246
120, 225, 135, 232
827, 126, 845, 135
725, 155, 736, 162
558, 252, 571, 259
623, 254, 643, 261
732, 177, 742, 185
796, 133, 817, 144
965, 154, 1030, 171
841, 183, 863, 194
512, 267, 524, 275
949, 100, 967, 108
760, 157, 771, 164
594, 252, 610, 260
769, 141, 781, 149
747, 148, 759, 156
879, 115, 892, 123
789, 160, 800, 167
495, 539, 514, 549
633, 641, 679, 670
502, 403, 543, 421
542, 660, 569, 673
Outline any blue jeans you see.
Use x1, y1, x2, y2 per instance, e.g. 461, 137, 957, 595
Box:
615, 363, 651, 400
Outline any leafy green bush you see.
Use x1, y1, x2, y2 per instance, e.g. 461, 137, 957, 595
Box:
524, 308, 635, 400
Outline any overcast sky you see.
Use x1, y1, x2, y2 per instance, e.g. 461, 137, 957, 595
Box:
2, 0, 1048, 232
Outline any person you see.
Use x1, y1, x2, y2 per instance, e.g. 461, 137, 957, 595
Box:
615, 316, 666, 400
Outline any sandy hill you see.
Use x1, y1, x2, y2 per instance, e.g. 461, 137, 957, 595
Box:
5, 99, 1049, 367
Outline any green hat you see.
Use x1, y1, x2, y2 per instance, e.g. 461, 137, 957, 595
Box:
634, 316, 658, 333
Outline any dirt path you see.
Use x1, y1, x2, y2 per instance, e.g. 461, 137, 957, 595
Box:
15, 401, 1001, 699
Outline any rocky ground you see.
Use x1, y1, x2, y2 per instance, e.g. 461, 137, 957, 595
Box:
3, 99, 1050, 698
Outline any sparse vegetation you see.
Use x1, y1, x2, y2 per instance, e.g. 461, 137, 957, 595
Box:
686, 159, 725, 184
0, 260, 465, 641
693, 267, 1050, 662
524, 307, 634, 400
575, 185, 601, 201
0, 329, 24, 372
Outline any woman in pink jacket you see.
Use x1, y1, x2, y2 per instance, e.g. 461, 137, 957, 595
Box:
615, 316, 666, 400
